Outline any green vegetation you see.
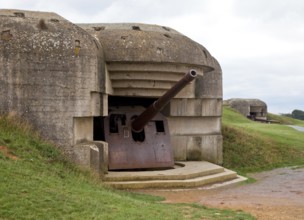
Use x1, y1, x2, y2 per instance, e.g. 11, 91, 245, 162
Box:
281, 109, 304, 121
0, 115, 254, 220
291, 109, 304, 120
268, 112, 304, 125
222, 107, 304, 173
3, 107, 303, 219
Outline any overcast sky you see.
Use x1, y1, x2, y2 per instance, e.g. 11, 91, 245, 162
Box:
2, 0, 303, 114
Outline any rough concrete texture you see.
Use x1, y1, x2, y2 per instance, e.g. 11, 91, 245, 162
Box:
103, 161, 241, 189
0, 9, 223, 170
171, 135, 222, 163
163, 98, 222, 117
79, 23, 215, 70
72, 141, 108, 174
0, 9, 106, 155
72, 142, 100, 173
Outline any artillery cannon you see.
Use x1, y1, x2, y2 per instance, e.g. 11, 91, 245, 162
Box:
104, 70, 197, 170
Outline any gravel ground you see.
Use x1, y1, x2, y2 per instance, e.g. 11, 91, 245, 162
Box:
288, 125, 304, 132
137, 167, 304, 220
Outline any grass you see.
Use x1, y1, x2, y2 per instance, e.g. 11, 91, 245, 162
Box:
3, 107, 302, 219
267, 113, 304, 126
0, 115, 254, 220
222, 106, 304, 173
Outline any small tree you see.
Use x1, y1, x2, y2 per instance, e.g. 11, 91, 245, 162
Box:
292, 109, 304, 120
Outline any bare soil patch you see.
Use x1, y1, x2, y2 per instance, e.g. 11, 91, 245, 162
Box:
0, 146, 18, 160
136, 167, 304, 220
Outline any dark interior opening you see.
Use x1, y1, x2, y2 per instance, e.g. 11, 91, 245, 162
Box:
250, 112, 257, 116
132, 129, 146, 142
95, 96, 157, 142
108, 96, 156, 108
155, 120, 165, 132
109, 114, 126, 133
132, 26, 141, 31
93, 117, 105, 141
131, 115, 145, 142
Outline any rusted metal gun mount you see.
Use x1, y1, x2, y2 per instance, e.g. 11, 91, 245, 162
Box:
104, 69, 197, 170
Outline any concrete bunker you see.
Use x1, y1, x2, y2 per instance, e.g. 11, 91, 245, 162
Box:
0, 10, 223, 174
225, 98, 268, 121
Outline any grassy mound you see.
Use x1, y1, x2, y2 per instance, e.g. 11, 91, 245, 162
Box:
3, 107, 301, 219
267, 113, 304, 125
0, 115, 254, 220
222, 107, 304, 173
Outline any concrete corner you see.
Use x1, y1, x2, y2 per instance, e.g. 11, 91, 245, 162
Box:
72, 141, 108, 175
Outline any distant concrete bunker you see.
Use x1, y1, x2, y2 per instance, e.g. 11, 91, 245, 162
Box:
0, 10, 223, 172
225, 98, 267, 121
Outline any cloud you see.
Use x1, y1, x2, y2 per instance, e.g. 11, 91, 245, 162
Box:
1, 0, 303, 113
223, 53, 304, 113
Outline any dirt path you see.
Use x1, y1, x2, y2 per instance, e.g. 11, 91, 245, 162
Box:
288, 125, 304, 132
135, 167, 304, 220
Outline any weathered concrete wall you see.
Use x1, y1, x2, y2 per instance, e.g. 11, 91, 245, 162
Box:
166, 58, 223, 163
80, 23, 215, 69
71, 141, 108, 174
0, 10, 106, 154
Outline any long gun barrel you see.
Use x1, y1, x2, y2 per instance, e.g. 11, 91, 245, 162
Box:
131, 69, 197, 132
